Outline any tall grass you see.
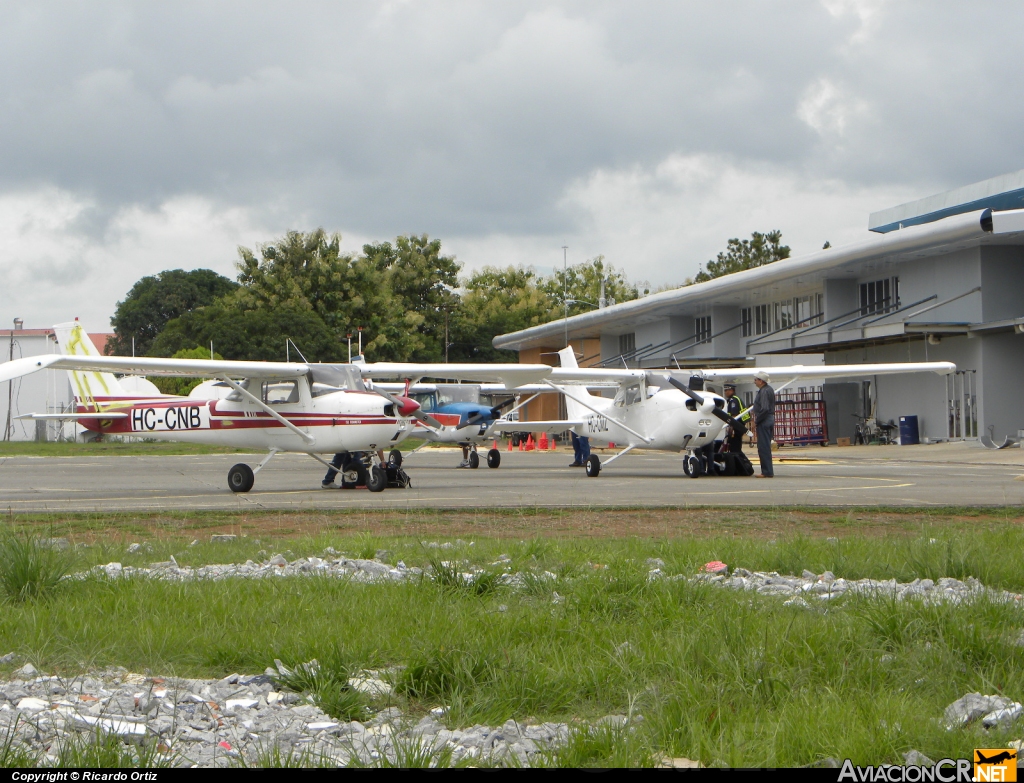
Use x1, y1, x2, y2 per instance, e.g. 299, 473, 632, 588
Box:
0, 528, 74, 602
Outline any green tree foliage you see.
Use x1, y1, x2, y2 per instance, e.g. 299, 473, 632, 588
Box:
150, 305, 343, 362
450, 266, 556, 361
233, 229, 425, 361
692, 230, 790, 284
149, 347, 224, 396
109, 269, 238, 355
540, 255, 638, 317
362, 235, 461, 361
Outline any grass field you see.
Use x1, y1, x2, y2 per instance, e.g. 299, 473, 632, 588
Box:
2, 508, 1024, 767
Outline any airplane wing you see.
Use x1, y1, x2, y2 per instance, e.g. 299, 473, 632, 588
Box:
547, 367, 645, 385
357, 362, 553, 388
0, 354, 310, 384
15, 412, 129, 420
697, 362, 956, 382
489, 419, 584, 433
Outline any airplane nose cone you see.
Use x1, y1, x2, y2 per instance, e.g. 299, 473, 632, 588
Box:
700, 399, 716, 414
396, 396, 421, 416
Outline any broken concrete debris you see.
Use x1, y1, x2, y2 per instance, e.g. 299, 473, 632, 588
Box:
0, 665, 628, 768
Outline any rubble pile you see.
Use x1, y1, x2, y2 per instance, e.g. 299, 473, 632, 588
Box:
0, 663, 583, 767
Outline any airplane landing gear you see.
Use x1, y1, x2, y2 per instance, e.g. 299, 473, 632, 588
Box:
487, 448, 501, 468
468, 450, 480, 469
367, 464, 387, 492
388, 449, 403, 468
683, 454, 702, 478
585, 454, 601, 477
227, 463, 255, 493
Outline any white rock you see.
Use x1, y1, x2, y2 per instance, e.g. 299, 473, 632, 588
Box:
225, 698, 258, 710
982, 703, 1023, 729
15, 663, 38, 678
307, 721, 338, 731
348, 677, 393, 697
16, 697, 49, 712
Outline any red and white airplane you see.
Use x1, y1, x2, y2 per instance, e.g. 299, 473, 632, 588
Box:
1, 321, 550, 492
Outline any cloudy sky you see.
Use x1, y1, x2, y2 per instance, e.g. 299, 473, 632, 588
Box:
1, 1, 1022, 331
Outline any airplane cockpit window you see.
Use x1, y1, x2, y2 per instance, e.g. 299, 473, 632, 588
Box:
263, 381, 299, 404
410, 392, 437, 412
309, 365, 367, 397
614, 383, 644, 407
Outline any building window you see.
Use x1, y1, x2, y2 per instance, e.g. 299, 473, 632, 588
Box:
695, 316, 711, 344
795, 293, 824, 326
741, 308, 752, 337
860, 277, 899, 316
774, 301, 793, 332
618, 332, 635, 356
754, 304, 769, 335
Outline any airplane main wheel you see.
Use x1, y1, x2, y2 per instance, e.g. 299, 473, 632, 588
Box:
468, 451, 480, 469
227, 463, 255, 493
388, 449, 403, 468
367, 465, 387, 492
683, 455, 701, 478
487, 448, 501, 468
341, 458, 368, 489
585, 454, 601, 477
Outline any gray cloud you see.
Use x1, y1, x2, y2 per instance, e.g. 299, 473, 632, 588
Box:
1, 1, 1023, 328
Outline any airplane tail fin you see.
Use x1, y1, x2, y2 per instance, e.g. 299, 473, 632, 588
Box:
557, 346, 579, 370
556, 345, 593, 422
53, 320, 128, 404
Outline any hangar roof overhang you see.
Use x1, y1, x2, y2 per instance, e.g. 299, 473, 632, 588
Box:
492, 209, 1023, 353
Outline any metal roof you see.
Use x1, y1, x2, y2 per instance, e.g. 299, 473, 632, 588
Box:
493, 209, 999, 352
869, 170, 1024, 233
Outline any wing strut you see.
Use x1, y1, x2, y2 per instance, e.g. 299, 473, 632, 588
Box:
543, 380, 652, 444
600, 443, 639, 466
216, 375, 316, 446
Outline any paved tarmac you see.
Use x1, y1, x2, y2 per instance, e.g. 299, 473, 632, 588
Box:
2, 442, 1023, 512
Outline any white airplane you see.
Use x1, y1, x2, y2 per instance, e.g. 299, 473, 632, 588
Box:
492, 346, 955, 477
0, 321, 551, 492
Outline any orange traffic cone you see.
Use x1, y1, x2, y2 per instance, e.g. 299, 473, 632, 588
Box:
518, 438, 524, 451
609, 442, 616, 449
526, 434, 535, 451
507, 438, 513, 452
550, 436, 557, 451
538, 431, 548, 450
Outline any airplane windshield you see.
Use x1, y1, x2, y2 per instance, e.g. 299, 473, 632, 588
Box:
309, 365, 367, 396
614, 383, 644, 407
410, 392, 437, 412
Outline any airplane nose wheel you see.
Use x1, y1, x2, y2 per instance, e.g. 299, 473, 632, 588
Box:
682, 454, 701, 478
486, 448, 501, 468
227, 463, 255, 493
468, 450, 480, 469
585, 454, 601, 477
367, 464, 387, 492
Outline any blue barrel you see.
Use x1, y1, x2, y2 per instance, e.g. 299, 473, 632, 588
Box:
898, 415, 919, 445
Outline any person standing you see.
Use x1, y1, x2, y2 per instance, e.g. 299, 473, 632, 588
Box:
723, 383, 744, 454
751, 371, 775, 478
569, 431, 591, 467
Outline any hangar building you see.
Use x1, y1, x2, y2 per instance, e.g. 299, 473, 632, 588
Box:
493, 171, 1024, 444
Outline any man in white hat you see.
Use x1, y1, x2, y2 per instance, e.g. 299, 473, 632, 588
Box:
751, 371, 775, 478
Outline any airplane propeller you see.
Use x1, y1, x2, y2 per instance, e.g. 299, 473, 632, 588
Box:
372, 386, 445, 430
456, 397, 517, 430
655, 374, 748, 438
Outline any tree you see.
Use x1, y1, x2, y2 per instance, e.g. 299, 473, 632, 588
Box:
109, 269, 238, 355
362, 235, 462, 361
449, 266, 556, 361
150, 304, 344, 362
692, 230, 790, 284
540, 255, 638, 317
234, 229, 424, 361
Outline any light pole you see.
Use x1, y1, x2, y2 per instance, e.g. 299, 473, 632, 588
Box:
562, 246, 569, 348
4, 317, 23, 442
